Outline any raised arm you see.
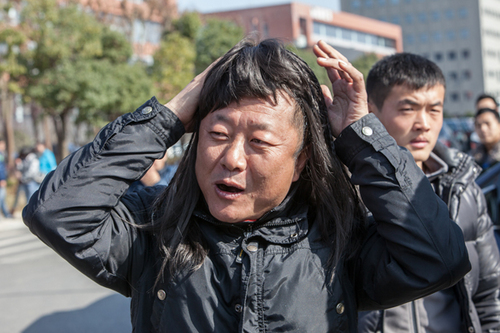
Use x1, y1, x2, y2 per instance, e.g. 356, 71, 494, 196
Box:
314, 40, 470, 308
22, 66, 213, 296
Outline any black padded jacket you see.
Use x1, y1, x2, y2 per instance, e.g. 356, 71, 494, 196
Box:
23, 98, 471, 332
359, 143, 500, 333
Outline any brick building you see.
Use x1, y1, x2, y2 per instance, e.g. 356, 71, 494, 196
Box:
81, 0, 177, 64
204, 2, 402, 61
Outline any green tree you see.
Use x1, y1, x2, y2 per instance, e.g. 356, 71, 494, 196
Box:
151, 12, 200, 102
152, 31, 196, 102
20, 0, 153, 161
351, 53, 379, 81
195, 18, 244, 74
172, 11, 201, 40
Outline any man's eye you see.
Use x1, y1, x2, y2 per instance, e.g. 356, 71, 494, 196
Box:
211, 132, 227, 139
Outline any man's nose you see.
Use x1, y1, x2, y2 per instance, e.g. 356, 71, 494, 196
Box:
415, 111, 431, 130
221, 139, 247, 172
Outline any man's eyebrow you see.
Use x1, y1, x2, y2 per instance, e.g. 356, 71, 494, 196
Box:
430, 101, 443, 107
213, 113, 272, 130
397, 99, 443, 107
397, 99, 420, 106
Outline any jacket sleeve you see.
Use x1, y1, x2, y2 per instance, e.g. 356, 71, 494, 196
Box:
335, 113, 471, 310
22, 97, 185, 296
466, 183, 500, 332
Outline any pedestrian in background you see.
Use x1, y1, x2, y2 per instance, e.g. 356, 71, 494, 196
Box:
11, 146, 43, 215
35, 141, 57, 177
471, 108, 500, 170
359, 53, 500, 333
476, 93, 499, 113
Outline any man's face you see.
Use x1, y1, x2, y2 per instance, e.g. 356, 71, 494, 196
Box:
475, 111, 500, 149
195, 95, 307, 223
476, 98, 498, 111
370, 84, 445, 168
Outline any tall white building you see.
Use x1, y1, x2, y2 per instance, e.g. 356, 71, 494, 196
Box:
341, 0, 500, 116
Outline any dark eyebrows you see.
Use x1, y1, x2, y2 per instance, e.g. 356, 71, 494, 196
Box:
213, 113, 272, 131
397, 99, 443, 107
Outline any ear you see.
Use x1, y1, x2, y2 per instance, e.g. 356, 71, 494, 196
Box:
293, 148, 309, 182
368, 100, 378, 114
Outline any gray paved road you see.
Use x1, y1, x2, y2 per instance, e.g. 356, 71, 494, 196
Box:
0, 218, 132, 333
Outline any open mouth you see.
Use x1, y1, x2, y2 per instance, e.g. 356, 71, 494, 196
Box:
217, 184, 244, 193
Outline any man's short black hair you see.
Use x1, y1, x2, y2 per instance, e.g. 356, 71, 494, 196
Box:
475, 108, 500, 122
475, 94, 498, 108
366, 53, 446, 110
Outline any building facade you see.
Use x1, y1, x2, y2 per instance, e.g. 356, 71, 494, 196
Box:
81, 0, 177, 64
341, 0, 500, 116
204, 3, 402, 62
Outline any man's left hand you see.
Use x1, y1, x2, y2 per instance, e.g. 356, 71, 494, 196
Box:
313, 40, 368, 137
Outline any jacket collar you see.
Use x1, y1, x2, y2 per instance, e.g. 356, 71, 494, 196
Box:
192, 183, 309, 230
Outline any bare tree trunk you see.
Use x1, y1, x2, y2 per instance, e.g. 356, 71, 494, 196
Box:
0, 76, 15, 170
42, 115, 52, 150
52, 111, 70, 163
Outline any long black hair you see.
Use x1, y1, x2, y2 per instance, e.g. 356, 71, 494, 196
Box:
151, 38, 366, 284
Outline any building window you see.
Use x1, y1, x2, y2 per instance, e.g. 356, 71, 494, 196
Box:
463, 70, 471, 80
446, 30, 456, 41
431, 11, 440, 21
450, 92, 460, 102
445, 9, 454, 19
449, 71, 458, 81
391, 15, 400, 24
366, 0, 374, 7
420, 33, 429, 43
418, 13, 427, 22
462, 49, 470, 59
405, 34, 415, 45
487, 49, 496, 57
448, 51, 456, 60
132, 19, 145, 43
464, 91, 473, 101
378, 0, 386, 5
433, 32, 442, 42
263, 23, 269, 38
405, 14, 413, 23
342, 29, 352, 40
379, 15, 388, 22
352, 0, 361, 8
391, 0, 400, 4
459, 8, 468, 18
144, 21, 162, 44
435, 52, 443, 61
460, 28, 469, 39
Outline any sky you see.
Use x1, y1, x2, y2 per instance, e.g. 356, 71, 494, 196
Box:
177, 0, 341, 13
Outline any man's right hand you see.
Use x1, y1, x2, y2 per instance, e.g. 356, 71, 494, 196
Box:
164, 62, 217, 132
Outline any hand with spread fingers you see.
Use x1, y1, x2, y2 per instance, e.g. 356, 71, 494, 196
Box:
313, 40, 368, 137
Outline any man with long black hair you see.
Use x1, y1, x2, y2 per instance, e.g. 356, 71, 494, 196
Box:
23, 39, 470, 332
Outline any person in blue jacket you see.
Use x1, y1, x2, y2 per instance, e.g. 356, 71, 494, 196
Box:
35, 141, 57, 176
